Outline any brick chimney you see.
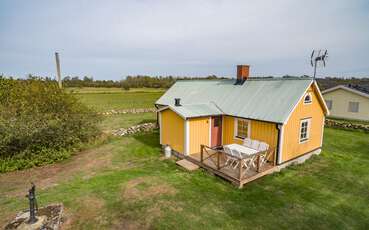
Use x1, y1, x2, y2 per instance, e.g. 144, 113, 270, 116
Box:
237, 65, 250, 83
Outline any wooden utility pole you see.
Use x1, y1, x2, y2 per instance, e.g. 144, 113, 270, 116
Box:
55, 52, 62, 89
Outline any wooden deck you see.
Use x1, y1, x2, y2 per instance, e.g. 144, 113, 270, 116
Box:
175, 146, 278, 188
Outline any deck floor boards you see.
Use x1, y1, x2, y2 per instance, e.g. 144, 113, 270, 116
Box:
182, 151, 277, 188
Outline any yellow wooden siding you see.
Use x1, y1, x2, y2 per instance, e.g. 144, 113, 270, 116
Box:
282, 85, 325, 162
222, 116, 242, 145
188, 117, 210, 154
222, 116, 278, 161
160, 109, 184, 153
250, 120, 278, 161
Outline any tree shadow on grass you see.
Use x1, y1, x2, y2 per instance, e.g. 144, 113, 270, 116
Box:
132, 131, 161, 149
138, 119, 157, 125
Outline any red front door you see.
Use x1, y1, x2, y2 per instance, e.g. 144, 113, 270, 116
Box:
211, 116, 222, 147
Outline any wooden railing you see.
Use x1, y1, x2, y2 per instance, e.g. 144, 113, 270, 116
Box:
200, 144, 275, 181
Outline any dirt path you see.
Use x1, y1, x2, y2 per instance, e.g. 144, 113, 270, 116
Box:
0, 144, 115, 198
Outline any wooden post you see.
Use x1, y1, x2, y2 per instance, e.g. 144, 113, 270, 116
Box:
55, 52, 62, 89
216, 151, 220, 170
239, 158, 243, 180
256, 155, 261, 173
200, 145, 204, 163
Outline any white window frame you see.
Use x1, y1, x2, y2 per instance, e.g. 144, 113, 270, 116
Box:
303, 92, 313, 104
299, 118, 311, 143
234, 118, 251, 140
325, 99, 333, 110
348, 101, 359, 113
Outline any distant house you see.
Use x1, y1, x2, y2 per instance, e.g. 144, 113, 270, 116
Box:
322, 85, 369, 121
155, 65, 329, 169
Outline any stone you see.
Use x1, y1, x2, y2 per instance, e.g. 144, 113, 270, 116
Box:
4, 204, 63, 230
16, 215, 47, 230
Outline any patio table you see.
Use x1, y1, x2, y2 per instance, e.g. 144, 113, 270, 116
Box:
224, 143, 258, 159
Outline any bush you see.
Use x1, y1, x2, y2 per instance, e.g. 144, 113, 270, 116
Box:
0, 77, 101, 172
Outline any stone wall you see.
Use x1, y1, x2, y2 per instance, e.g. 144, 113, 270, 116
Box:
325, 119, 369, 132
99, 108, 156, 116
112, 123, 157, 136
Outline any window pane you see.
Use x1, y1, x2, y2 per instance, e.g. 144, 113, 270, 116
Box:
348, 102, 359, 113
304, 93, 312, 104
300, 120, 310, 142
237, 119, 248, 138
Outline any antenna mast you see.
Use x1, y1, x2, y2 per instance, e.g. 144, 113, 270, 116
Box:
310, 49, 328, 80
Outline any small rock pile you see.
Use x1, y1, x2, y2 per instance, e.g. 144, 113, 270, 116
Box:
112, 123, 157, 136
325, 119, 369, 132
99, 108, 156, 116
5, 203, 63, 230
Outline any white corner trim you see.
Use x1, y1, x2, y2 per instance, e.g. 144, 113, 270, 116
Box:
159, 112, 162, 145
277, 124, 284, 165
320, 117, 325, 147
184, 119, 190, 155
208, 117, 212, 146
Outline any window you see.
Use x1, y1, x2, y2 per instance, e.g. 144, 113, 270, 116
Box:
235, 118, 249, 139
325, 100, 333, 110
299, 118, 311, 143
348, 102, 359, 113
304, 93, 312, 104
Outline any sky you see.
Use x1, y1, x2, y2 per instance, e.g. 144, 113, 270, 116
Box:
1, 0, 369, 80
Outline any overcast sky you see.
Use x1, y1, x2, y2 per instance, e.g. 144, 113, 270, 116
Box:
1, 0, 369, 80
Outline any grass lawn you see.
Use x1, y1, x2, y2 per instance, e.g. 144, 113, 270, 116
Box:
1, 127, 368, 229
70, 87, 164, 112
99, 112, 156, 132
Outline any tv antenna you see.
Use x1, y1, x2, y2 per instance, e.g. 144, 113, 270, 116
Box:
310, 49, 328, 80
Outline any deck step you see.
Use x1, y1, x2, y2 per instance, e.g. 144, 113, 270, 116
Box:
176, 159, 199, 171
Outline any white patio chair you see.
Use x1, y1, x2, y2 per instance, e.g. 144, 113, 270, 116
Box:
251, 140, 260, 150
258, 142, 269, 152
242, 154, 258, 171
230, 149, 242, 169
259, 148, 273, 169
243, 138, 252, 148
223, 146, 235, 167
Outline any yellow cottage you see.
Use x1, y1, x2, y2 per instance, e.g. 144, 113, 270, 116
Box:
155, 65, 329, 186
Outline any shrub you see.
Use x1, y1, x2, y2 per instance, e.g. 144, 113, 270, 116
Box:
0, 77, 101, 172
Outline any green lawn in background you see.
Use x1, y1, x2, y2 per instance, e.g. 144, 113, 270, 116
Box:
1, 127, 368, 229
99, 112, 156, 132
66, 87, 165, 94
75, 92, 163, 112
70, 87, 164, 112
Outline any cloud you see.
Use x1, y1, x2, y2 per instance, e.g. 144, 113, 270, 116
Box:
0, 0, 368, 79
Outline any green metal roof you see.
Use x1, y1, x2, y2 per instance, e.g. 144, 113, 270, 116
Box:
162, 103, 222, 119
156, 78, 314, 123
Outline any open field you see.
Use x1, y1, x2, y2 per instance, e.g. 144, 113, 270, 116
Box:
66, 87, 166, 94
70, 87, 164, 112
1, 127, 369, 229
